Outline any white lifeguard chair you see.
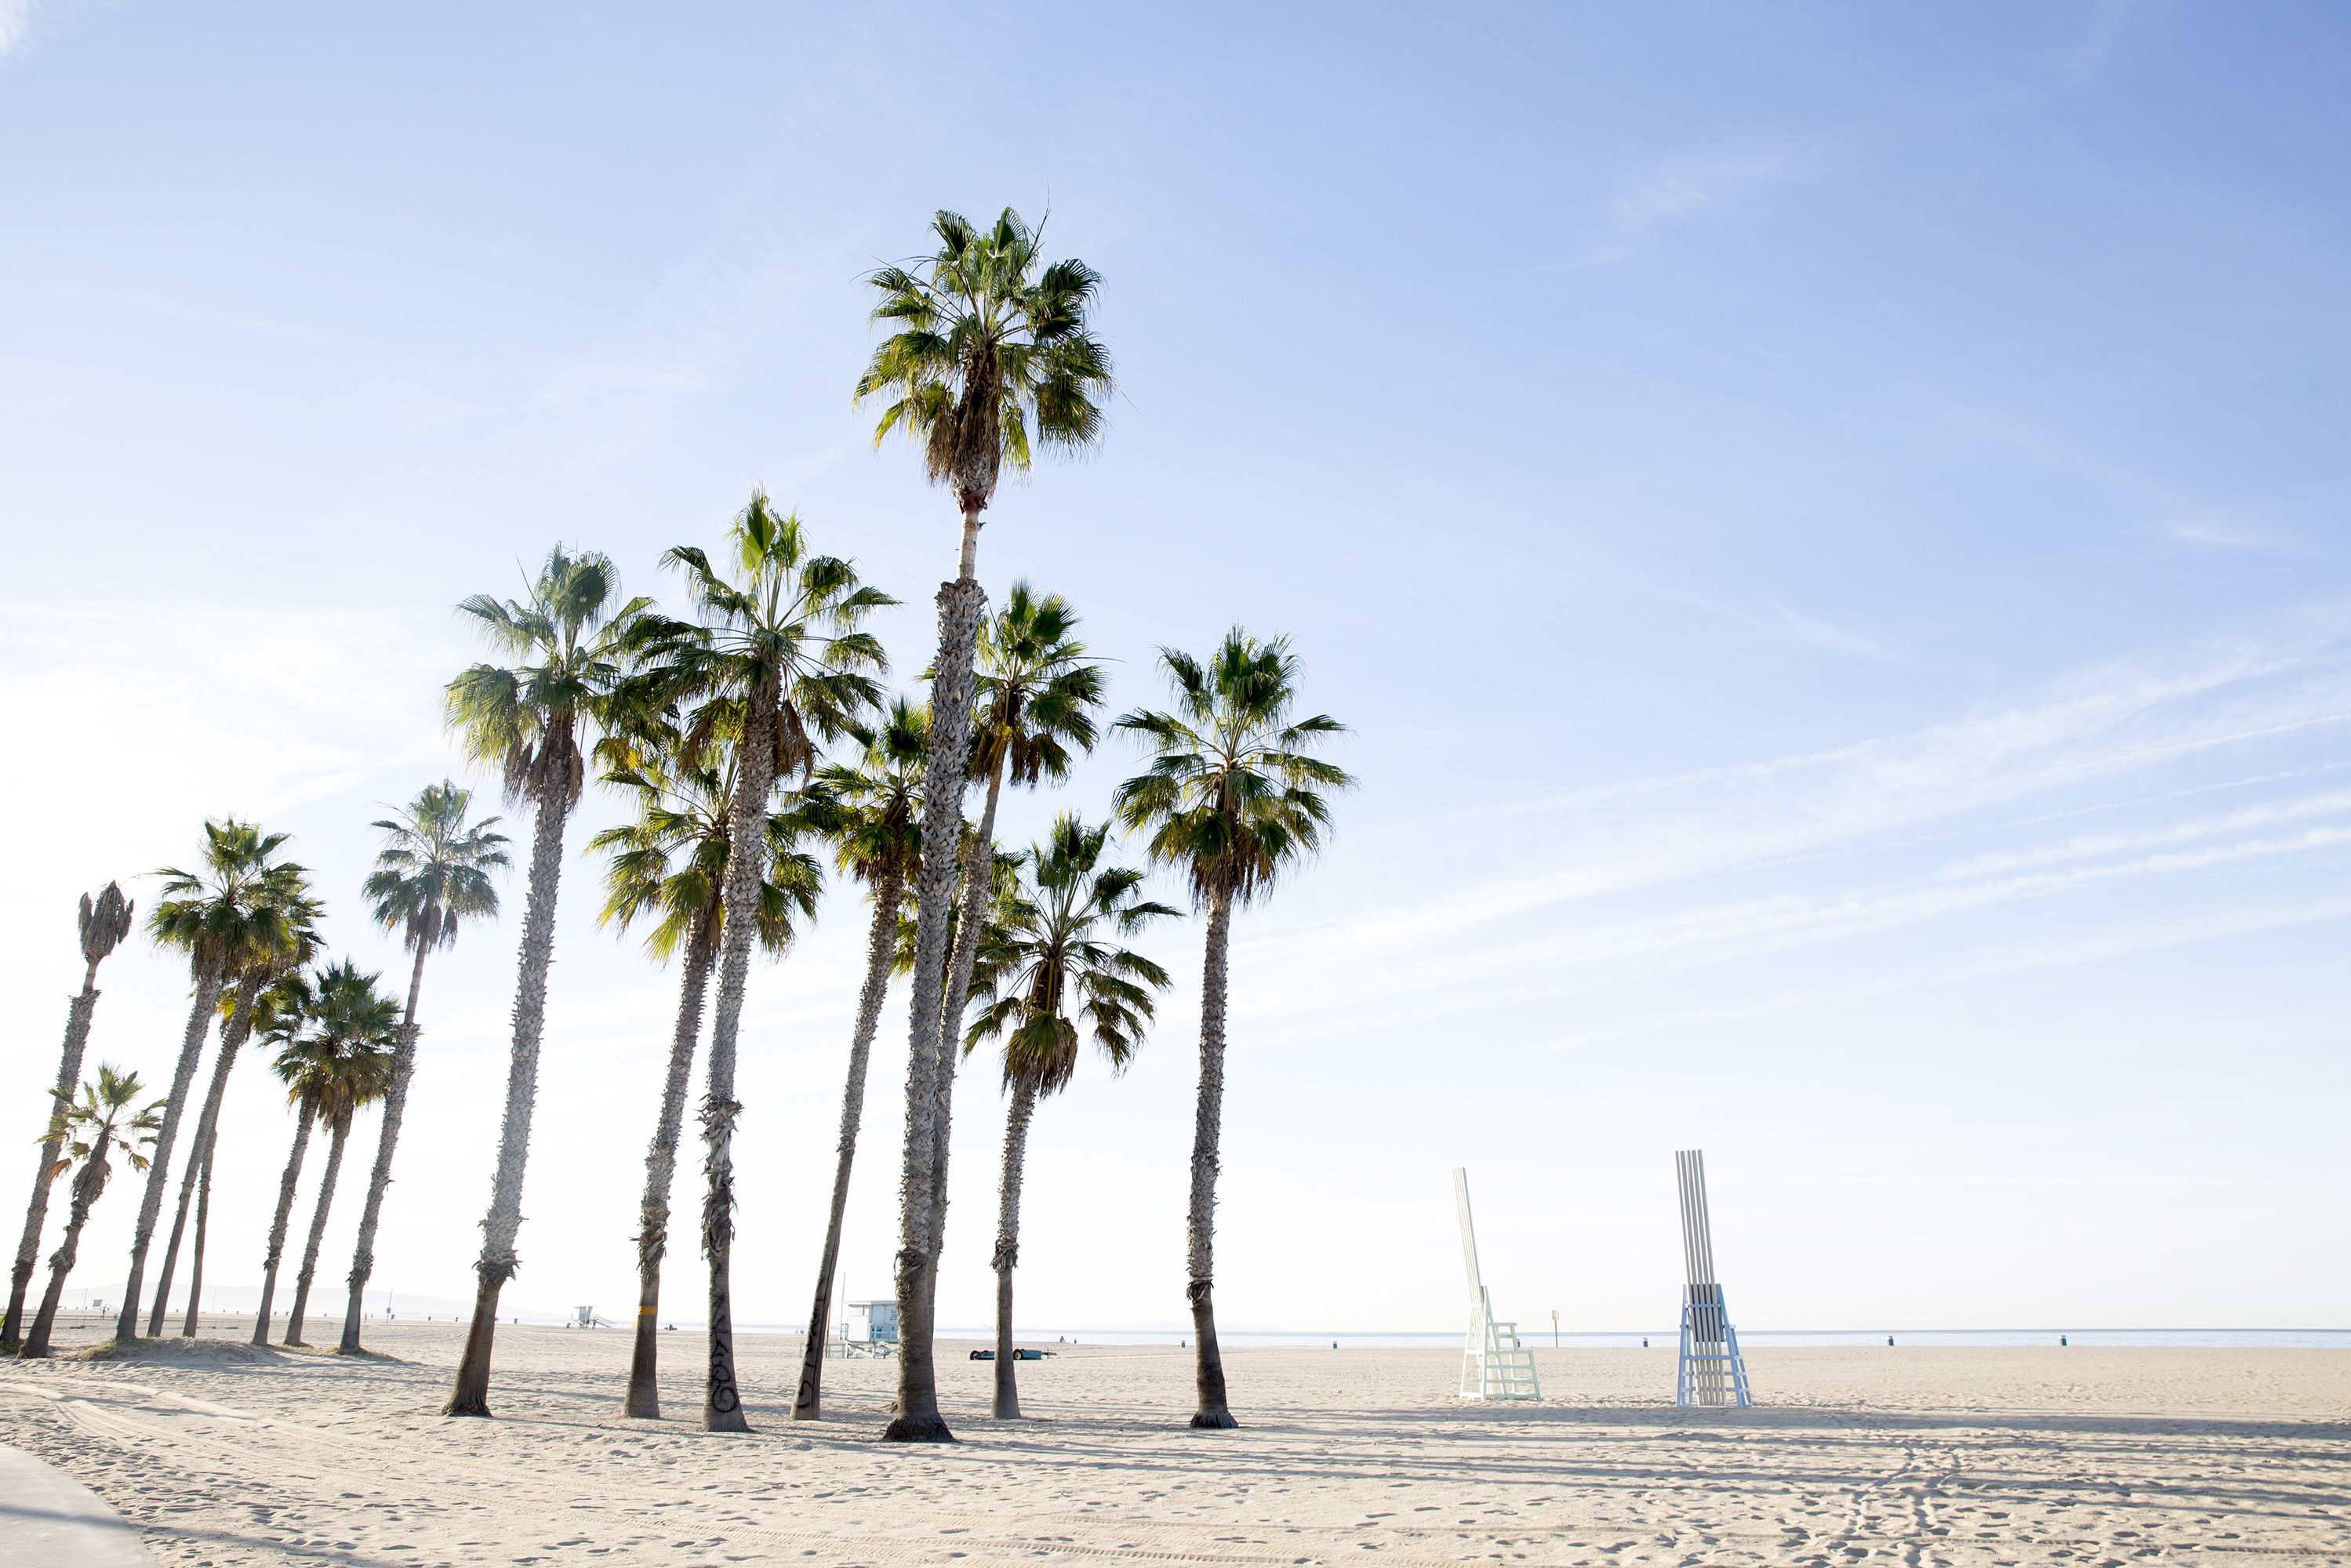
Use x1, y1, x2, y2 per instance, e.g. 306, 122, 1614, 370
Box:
1453, 1168, 1540, 1401
829, 1298, 899, 1359
1673, 1149, 1753, 1408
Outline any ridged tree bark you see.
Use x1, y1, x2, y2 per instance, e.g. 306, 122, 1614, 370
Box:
888, 570, 984, 1442
181, 1142, 217, 1337
445, 789, 571, 1415
1186, 886, 1237, 1428
623, 921, 715, 1419
285, 1109, 352, 1345
990, 1076, 1037, 1419
698, 681, 777, 1434
791, 873, 900, 1420
23, 1147, 112, 1359
118, 963, 226, 1342
153, 975, 263, 1335
339, 936, 431, 1353
3, 980, 100, 1348
252, 1100, 316, 1345
925, 765, 1006, 1270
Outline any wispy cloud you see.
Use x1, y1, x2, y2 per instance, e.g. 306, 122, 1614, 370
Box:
0, 1, 37, 55
1231, 604, 2351, 1037
1586, 149, 1793, 262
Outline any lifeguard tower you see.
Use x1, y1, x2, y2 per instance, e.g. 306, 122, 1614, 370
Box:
829, 1298, 899, 1359
1673, 1149, 1753, 1407
1453, 1168, 1540, 1400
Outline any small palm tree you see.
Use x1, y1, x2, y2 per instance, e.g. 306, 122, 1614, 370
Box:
20, 1066, 162, 1358
167, 883, 320, 1338
119, 819, 310, 1344
857, 208, 1114, 1443
635, 494, 888, 1432
790, 698, 928, 1421
591, 714, 823, 1421
3, 883, 133, 1350
441, 545, 649, 1416
1114, 630, 1353, 1428
251, 964, 397, 1345
336, 782, 507, 1355
283, 962, 398, 1346
926, 586, 1104, 1305
964, 815, 1175, 1418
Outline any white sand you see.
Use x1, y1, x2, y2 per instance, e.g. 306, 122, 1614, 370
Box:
2, 1316, 2346, 1566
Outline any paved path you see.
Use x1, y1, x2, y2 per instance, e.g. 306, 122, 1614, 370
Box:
0, 1442, 156, 1566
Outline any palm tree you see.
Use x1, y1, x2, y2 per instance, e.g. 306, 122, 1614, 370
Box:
964, 815, 1175, 1417
284, 962, 398, 1345
637, 493, 889, 1432
441, 546, 649, 1416
20, 1066, 162, 1359
856, 207, 1113, 1442
925, 586, 1103, 1305
336, 782, 507, 1355
790, 699, 928, 1421
1113, 630, 1352, 1428
171, 884, 320, 1338
118, 819, 309, 1344
3, 883, 133, 1351
592, 715, 823, 1420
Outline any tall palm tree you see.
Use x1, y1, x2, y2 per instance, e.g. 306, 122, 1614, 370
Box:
926, 586, 1103, 1298
283, 962, 398, 1346
964, 815, 1174, 1418
638, 493, 888, 1432
171, 884, 320, 1338
441, 546, 649, 1416
338, 782, 507, 1354
20, 1066, 162, 1359
3, 883, 133, 1350
791, 699, 928, 1421
592, 716, 823, 1420
856, 207, 1113, 1442
1113, 630, 1352, 1428
118, 819, 308, 1344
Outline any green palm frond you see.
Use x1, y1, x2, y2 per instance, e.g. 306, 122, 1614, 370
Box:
445, 546, 649, 810
267, 958, 400, 1122
1112, 630, 1355, 908
147, 818, 316, 983
364, 780, 508, 956
854, 208, 1115, 514
963, 813, 1177, 1098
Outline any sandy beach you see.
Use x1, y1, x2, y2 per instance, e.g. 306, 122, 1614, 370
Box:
1, 1317, 2344, 1566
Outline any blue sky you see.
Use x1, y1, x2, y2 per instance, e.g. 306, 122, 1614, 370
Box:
2, 2, 2346, 1341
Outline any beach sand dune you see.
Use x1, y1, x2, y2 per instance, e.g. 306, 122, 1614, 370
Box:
2, 1317, 2345, 1566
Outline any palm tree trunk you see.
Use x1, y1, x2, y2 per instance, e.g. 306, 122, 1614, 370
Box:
339, 937, 432, 1353
926, 763, 1006, 1270
118, 963, 226, 1342
285, 1111, 351, 1345
2, 961, 100, 1349
24, 1149, 110, 1359
623, 921, 715, 1419
1187, 886, 1238, 1428
887, 571, 986, 1443
181, 1142, 216, 1336
445, 786, 571, 1417
154, 974, 263, 1335
698, 682, 779, 1435
253, 1100, 317, 1344
991, 1077, 1037, 1420
791, 873, 901, 1421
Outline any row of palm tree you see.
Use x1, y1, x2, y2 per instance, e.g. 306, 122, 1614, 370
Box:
6, 204, 1353, 1443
